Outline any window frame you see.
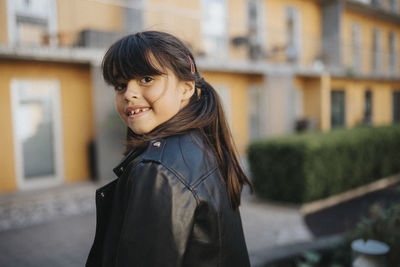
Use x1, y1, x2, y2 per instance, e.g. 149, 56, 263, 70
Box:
247, 0, 266, 59
6, 0, 58, 46
10, 79, 64, 190
389, 31, 397, 75
285, 6, 302, 63
372, 28, 383, 74
200, 0, 228, 59
351, 22, 362, 72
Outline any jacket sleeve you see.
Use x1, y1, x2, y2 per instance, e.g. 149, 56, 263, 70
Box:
115, 161, 198, 267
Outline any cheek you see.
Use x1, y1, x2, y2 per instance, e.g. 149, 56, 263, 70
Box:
146, 77, 182, 105
144, 86, 166, 104
115, 95, 126, 119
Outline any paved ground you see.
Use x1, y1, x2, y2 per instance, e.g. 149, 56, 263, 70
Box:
0, 182, 99, 267
0, 182, 97, 231
304, 183, 400, 237
0, 181, 313, 267
0, 213, 94, 267
240, 187, 313, 266
0, 181, 398, 267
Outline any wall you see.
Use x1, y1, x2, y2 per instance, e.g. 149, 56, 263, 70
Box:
300, 75, 400, 130
0, 0, 8, 44
145, 0, 202, 54
0, 60, 94, 192
342, 10, 400, 75
145, 0, 250, 60
227, 0, 248, 60
265, 0, 322, 67
331, 78, 400, 127
57, 0, 124, 46
200, 71, 262, 155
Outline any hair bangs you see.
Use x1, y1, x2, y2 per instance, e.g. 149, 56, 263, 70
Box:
102, 35, 167, 86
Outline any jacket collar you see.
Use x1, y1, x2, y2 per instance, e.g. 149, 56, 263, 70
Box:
112, 147, 138, 177
112, 138, 166, 177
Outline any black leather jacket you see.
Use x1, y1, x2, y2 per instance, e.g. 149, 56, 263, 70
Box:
86, 130, 250, 267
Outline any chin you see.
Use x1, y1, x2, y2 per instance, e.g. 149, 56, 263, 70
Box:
129, 126, 151, 135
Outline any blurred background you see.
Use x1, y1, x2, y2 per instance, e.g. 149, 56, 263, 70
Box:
0, 0, 400, 266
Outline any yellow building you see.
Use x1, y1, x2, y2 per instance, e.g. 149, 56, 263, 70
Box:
302, 0, 400, 131
0, 0, 118, 192
0, 0, 399, 192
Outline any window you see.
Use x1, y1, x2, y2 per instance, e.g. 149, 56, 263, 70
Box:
7, 0, 58, 46
331, 90, 346, 127
372, 0, 382, 7
372, 28, 383, 74
10, 79, 64, 190
248, 86, 263, 140
394, 91, 400, 123
390, 0, 398, 11
285, 6, 301, 63
353, 0, 372, 3
351, 22, 362, 72
214, 85, 232, 127
363, 90, 373, 124
248, 0, 265, 60
389, 32, 397, 75
201, 0, 227, 58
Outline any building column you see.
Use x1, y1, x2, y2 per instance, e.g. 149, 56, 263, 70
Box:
90, 64, 126, 182
320, 71, 331, 131
124, 0, 144, 33
262, 70, 296, 137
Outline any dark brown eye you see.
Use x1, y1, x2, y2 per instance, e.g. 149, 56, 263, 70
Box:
140, 76, 153, 83
115, 83, 127, 91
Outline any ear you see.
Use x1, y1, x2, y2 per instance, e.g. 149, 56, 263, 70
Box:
180, 80, 195, 101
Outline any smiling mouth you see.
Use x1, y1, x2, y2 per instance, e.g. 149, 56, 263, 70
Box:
126, 107, 151, 117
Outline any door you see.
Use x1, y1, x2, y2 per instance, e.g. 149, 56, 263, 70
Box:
331, 90, 346, 128
394, 91, 400, 123
10, 79, 64, 190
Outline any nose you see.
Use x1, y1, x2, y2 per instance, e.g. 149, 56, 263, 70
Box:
124, 80, 140, 101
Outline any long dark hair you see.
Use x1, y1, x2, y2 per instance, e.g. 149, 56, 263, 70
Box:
102, 31, 254, 210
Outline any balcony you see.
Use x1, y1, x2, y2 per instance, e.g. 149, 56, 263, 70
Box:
346, 0, 400, 23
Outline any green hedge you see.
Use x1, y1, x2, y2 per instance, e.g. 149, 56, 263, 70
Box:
247, 124, 400, 203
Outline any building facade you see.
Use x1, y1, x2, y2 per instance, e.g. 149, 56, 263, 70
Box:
0, 0, 399, 192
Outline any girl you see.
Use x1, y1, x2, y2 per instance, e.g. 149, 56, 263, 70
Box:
86, 31, 254, 267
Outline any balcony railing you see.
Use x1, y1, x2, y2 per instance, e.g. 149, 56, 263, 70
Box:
348, 0, 400, 16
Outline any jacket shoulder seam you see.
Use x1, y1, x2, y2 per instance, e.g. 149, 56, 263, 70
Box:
137, 160, 201, 207
191, 166, 219, 189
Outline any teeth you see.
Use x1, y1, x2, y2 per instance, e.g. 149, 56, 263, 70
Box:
128, 108, 150, 116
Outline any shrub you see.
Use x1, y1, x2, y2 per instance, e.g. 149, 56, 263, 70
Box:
247, 124, 400, 203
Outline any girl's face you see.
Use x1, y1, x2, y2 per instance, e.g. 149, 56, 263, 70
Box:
114, 67, 194, 134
